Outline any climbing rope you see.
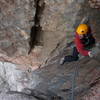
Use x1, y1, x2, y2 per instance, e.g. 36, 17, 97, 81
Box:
71, 62, 79, 100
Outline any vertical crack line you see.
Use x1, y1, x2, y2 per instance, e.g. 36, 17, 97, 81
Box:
28, 0, 45, 54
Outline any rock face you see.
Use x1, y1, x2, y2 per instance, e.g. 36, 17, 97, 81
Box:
0, 0, 39, 68
0, 0, 100, 100
0, 0, 100, 68
83, 81, 100, 100
0, 0, 35, 56
89, 0, 100, 8
0, 92, 37, 100
39, 0, 82, 66
0, 0, 84, 69
0, 62, 42, 92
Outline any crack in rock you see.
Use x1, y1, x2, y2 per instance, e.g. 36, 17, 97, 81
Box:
28, 0, 45, 54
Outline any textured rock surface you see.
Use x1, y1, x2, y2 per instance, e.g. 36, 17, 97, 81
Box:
0, 0, 41, 68
0, 0, 83, 69
89, 0, 100, 8
0, 62, 42, 92
0, 61, 44, 99
83, 81, 100, 100
0, 92, 37, 100
39, 0, 82, 66
0, 0, 100, 67
26, 49, 100, 100
0, 0, 100, 100
0, 0, 35, 56
0, 47, 100, 100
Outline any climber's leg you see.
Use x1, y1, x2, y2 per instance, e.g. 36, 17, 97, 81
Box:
72, 47, 79, 57
60, 47, 79, 65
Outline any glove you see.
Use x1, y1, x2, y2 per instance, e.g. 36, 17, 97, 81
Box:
95, 42, 100, 47
88, 51, 94, 58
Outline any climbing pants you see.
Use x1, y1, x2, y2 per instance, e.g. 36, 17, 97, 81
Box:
63, 47, 79, 63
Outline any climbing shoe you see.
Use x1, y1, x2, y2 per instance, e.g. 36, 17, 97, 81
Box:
60, 57, 65, 65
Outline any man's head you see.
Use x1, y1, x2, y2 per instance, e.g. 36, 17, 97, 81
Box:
76, 24, 89, 36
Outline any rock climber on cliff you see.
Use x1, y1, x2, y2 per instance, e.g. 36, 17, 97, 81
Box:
60, 24, 96, 65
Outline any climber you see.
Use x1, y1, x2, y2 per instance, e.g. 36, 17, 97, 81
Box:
60, 24, 95, 65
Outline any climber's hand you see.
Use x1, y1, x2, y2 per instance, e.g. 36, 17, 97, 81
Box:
88, 51, 94, 58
